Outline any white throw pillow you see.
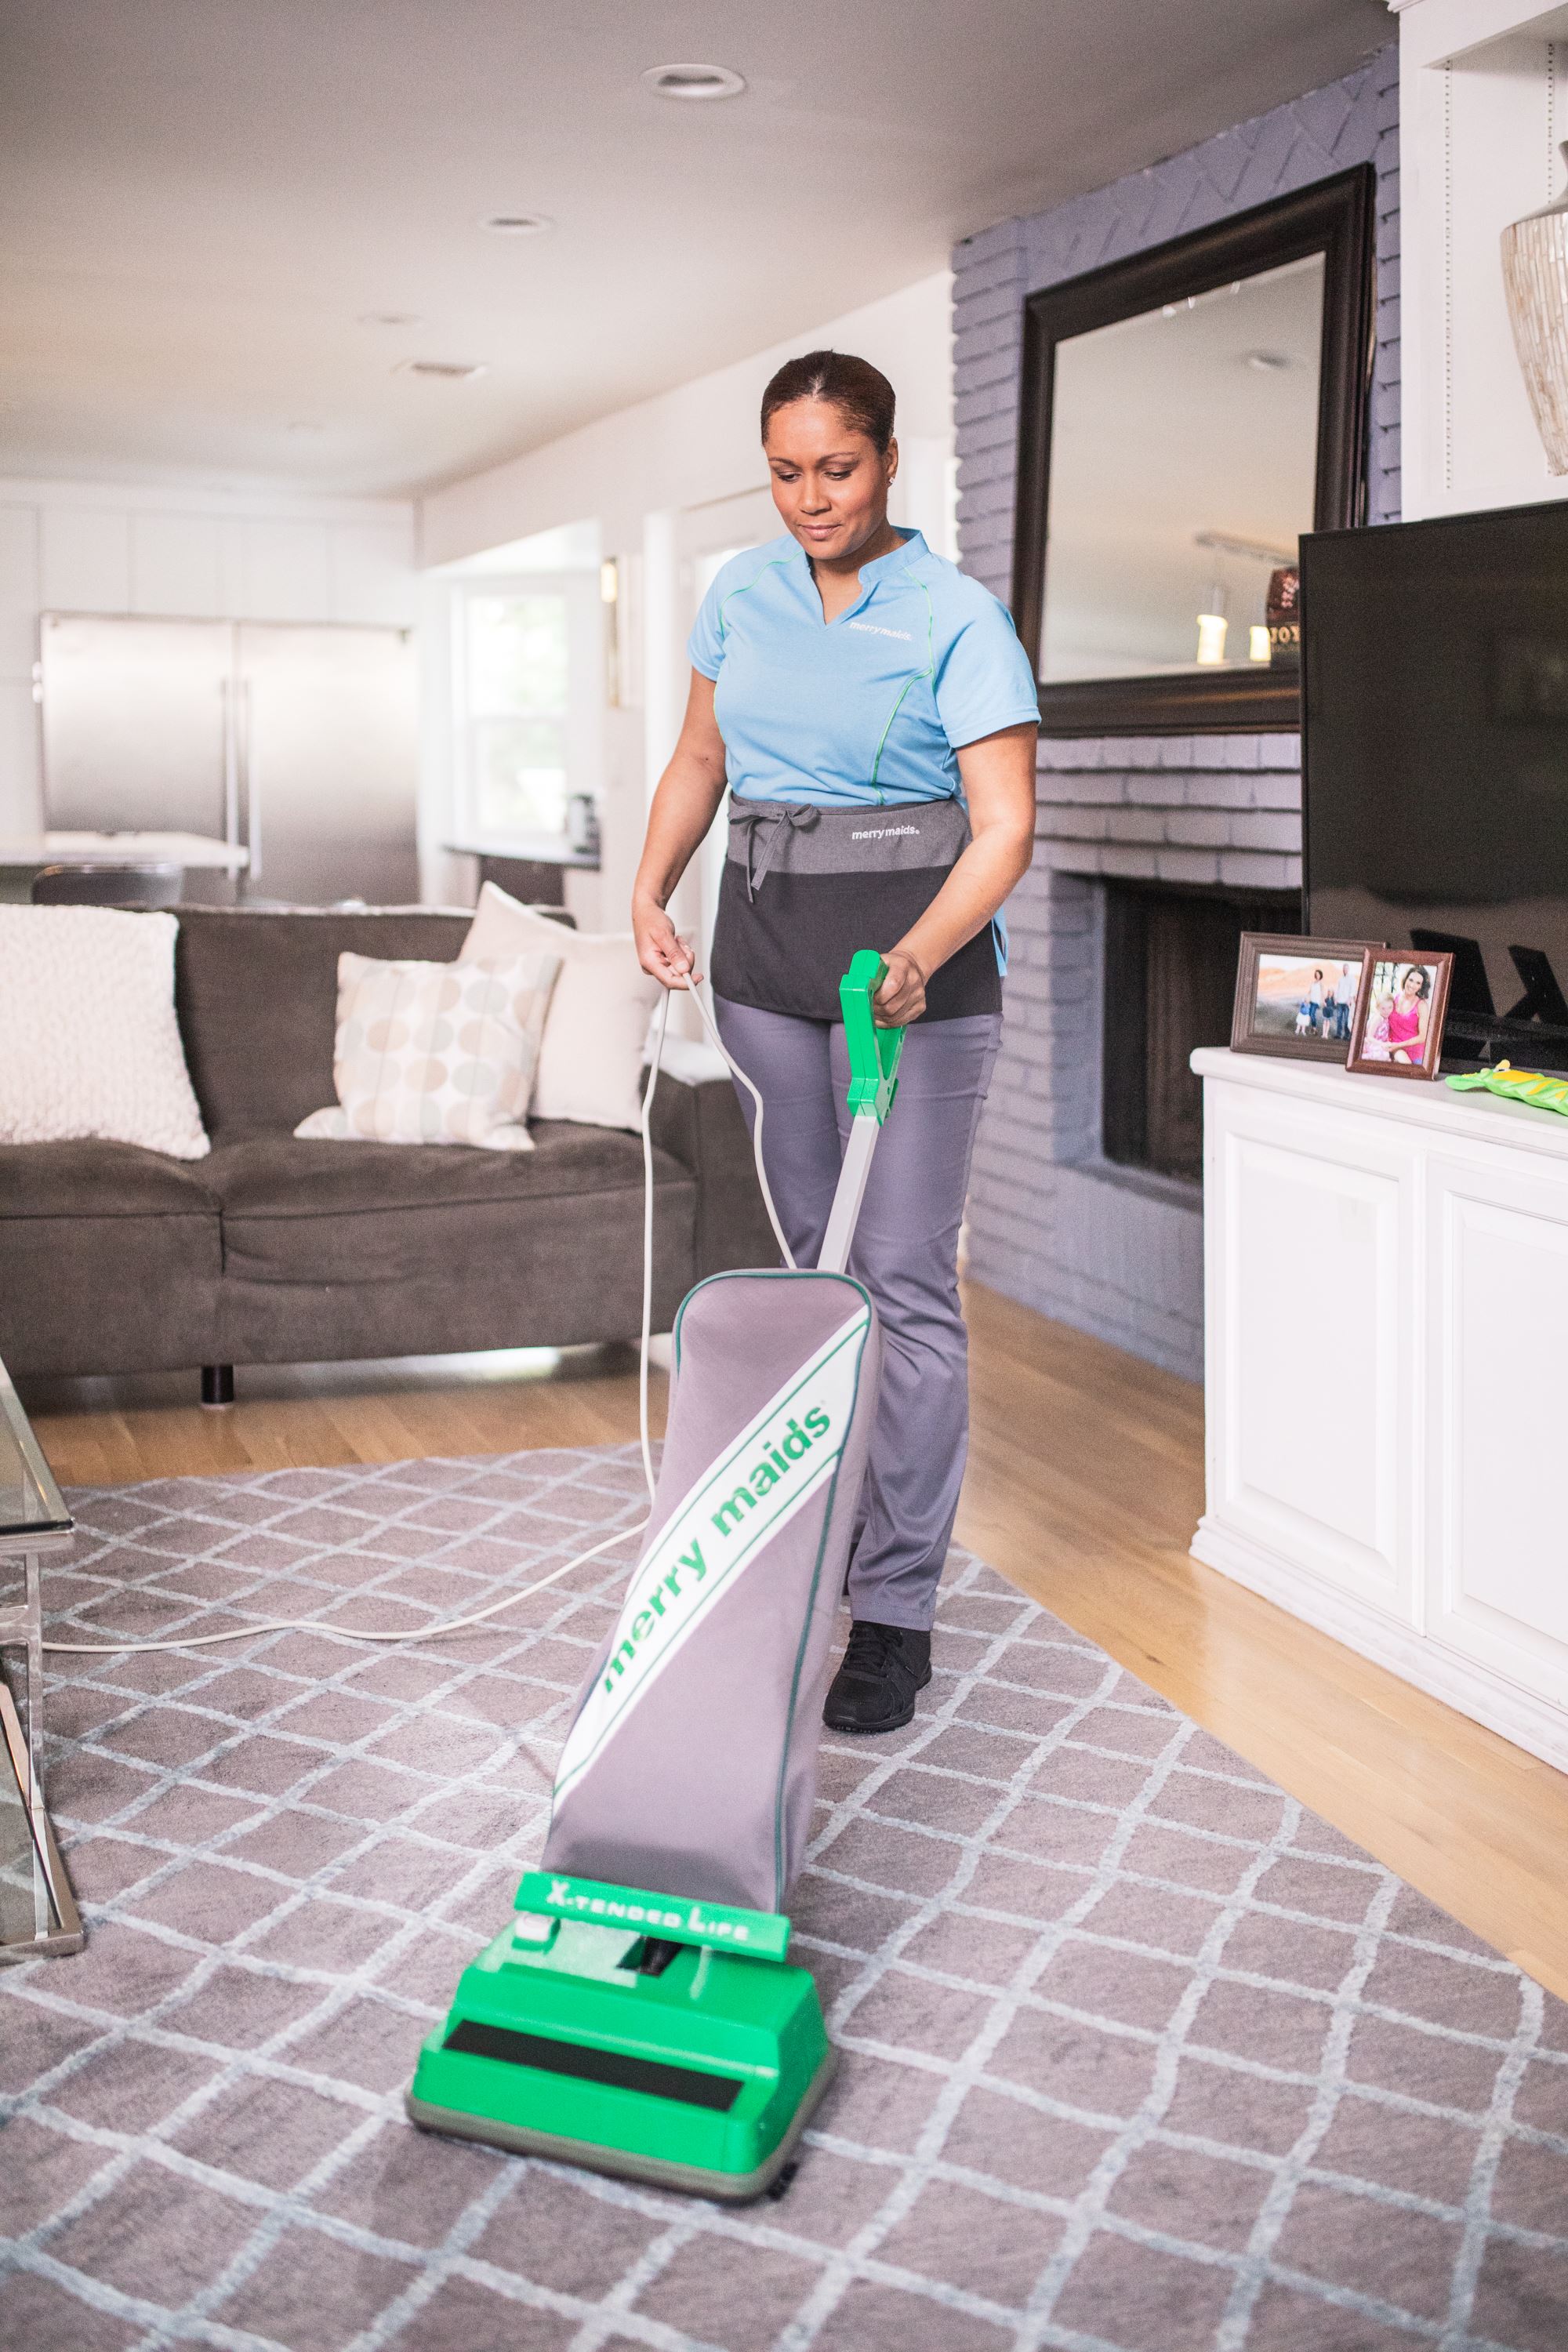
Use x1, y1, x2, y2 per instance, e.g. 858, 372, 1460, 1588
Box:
461, 884, 660, 1131
0, 907, 209, 1159
293, 949, 559, 1151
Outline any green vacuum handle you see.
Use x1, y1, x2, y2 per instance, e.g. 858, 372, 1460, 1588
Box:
840, 949, 906, 1123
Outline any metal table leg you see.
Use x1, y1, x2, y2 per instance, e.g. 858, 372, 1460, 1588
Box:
0, 1351, 82, 1959
0, 1547, 81, 1960
24, 1551, 49, 1937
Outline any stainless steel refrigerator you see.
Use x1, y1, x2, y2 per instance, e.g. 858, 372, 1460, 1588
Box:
39, 614, 419, 905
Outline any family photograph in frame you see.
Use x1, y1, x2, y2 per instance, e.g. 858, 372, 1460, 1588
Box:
1345, 952, 1455, 1080
1229, 935, 1381, 1062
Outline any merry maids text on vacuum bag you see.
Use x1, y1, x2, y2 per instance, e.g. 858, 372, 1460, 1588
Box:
543, 1266, 881, 1915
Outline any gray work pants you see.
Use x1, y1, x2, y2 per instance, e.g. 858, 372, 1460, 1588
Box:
713, 997, 1002, 1632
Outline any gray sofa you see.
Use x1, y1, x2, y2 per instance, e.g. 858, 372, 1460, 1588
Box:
0, 906, 774, 1389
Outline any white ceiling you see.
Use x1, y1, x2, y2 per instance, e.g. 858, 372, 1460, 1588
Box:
0, 0, 1391, 500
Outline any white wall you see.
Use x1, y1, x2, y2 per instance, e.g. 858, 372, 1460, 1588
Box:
419, 273, 954, 568
418, 272, 956, 935
1395, 0, 1568, 517
0, 479, 416, 838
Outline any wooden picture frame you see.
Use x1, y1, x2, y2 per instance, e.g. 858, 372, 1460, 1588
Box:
1011, 165, 1377, 737
1346, 952, 1455, 1080
1229, 934, 1381, 1062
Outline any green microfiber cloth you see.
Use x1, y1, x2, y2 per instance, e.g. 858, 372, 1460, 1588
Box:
1446, 1059, 1568, 1116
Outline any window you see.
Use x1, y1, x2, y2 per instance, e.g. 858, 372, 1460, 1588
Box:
452, 574, 600, 850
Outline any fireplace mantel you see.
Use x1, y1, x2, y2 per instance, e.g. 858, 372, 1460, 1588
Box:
1192, 1046, 1568, 1769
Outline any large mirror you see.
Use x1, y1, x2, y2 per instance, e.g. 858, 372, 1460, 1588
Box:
1012, 169, 1377, 735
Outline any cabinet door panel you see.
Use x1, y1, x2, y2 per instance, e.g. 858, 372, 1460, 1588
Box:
1214, 1109, 1412, 1614
1430, 1162, 1568, 1697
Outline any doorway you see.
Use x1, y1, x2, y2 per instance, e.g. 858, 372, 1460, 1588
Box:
670, 486, 776, 976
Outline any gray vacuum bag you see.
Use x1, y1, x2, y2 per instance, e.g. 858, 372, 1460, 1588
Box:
542, 1267, 881, 1915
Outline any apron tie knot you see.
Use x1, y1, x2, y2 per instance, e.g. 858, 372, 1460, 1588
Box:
731, 802, 820, 900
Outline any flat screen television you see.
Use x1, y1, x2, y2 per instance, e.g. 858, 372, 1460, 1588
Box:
1302, 498, 1568, 1071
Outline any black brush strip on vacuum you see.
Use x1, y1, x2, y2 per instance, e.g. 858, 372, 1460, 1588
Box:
442, 2019, 743, 2112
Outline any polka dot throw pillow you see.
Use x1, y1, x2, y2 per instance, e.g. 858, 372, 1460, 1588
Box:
294, 950, 561, 1149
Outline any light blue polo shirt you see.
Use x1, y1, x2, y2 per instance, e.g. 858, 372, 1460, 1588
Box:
687, 528, 1040, 810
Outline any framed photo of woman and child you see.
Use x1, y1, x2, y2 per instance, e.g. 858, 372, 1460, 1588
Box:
1230, 935, 1455, 1079
1346, 951, 1455, 1080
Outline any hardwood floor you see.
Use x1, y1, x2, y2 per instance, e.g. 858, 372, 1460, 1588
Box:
21, 1342, 655, 1487
20, 1286, 1568, 2002
958, 1287, 1568, 2005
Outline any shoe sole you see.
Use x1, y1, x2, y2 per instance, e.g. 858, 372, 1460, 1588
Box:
823, 1662, 933, 1737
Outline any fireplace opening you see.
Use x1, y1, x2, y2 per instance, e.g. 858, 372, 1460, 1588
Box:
1102, 881, 1301, 1182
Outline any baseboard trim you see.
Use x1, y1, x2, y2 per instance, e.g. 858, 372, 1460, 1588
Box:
1192, 1516, 1568, 1776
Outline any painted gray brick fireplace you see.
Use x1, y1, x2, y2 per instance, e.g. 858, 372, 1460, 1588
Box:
956, 47, 1400, 1381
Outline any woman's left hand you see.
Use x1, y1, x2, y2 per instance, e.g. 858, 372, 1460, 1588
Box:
874, 947, 927, 1026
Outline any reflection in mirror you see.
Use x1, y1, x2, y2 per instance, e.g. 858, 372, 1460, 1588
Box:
1040, 256, 1323, 686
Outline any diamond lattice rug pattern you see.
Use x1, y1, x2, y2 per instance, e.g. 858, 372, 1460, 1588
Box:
2, 1443, 1566, 2352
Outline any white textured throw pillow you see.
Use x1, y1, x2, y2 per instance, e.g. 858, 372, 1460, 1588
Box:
461, 884, 660, 1130
0, 906, 209, 1159
293, 949, 560, 1150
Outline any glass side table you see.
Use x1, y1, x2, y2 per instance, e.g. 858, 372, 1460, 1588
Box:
0, 1354, 82, 1958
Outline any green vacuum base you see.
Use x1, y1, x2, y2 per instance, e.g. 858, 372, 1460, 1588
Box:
408, 1872, 834, 2203
407, 2045, 835, 2202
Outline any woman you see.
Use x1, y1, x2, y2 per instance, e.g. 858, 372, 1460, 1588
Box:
632, 349, 1039, 1734
1308, 967, 1326, 1035
1387, 963, 1431, 1063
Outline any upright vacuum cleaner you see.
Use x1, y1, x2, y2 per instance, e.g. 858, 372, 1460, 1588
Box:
407, 953, 904, 2201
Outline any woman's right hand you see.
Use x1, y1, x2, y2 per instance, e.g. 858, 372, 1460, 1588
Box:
633, 897, 700, 991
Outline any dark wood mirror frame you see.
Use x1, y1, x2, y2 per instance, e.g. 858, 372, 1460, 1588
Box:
1011, 164, 1377, 738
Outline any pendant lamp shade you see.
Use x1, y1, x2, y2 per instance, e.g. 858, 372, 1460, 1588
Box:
1502, 142, 1568, 476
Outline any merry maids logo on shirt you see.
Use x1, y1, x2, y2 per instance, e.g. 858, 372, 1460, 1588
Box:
847, 620, 913, 642
550, 1305, 871, 1803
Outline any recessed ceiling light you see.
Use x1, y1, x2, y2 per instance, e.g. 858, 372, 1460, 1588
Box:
396, 358, 488, 381
643, 62, 747, 100
481, 212, 552, 237
358, 311, 422, 328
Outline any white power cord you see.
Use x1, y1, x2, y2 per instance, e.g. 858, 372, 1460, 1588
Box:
670, 973, 797, 1272
45, 969, 790, 1658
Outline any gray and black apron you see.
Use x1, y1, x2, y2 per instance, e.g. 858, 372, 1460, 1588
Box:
709, 793, 1000, 1024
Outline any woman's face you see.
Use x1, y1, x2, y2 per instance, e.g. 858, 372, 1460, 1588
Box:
1400, 968, 1424, 1002
764, 398, 897, 564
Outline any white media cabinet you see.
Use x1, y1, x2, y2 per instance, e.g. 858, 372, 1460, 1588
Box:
1191, 1047, 1568, 1772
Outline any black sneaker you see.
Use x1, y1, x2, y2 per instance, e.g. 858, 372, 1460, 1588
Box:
823, 1621, 932, 1734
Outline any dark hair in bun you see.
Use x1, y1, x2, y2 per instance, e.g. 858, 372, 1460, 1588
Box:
760, 350, 896, 454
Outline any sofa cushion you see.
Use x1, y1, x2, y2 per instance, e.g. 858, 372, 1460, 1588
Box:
174, 906, 474, 1141
0, 1139, 220, 1220
0, 1142, 222, 1377
211, 1120, 697, 1363
205, 1123, 685, 1285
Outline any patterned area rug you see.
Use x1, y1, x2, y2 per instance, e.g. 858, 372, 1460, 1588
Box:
2, 1443, 1567, 2352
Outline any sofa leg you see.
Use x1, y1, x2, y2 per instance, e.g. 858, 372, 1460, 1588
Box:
201, 1364, 234, 1409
